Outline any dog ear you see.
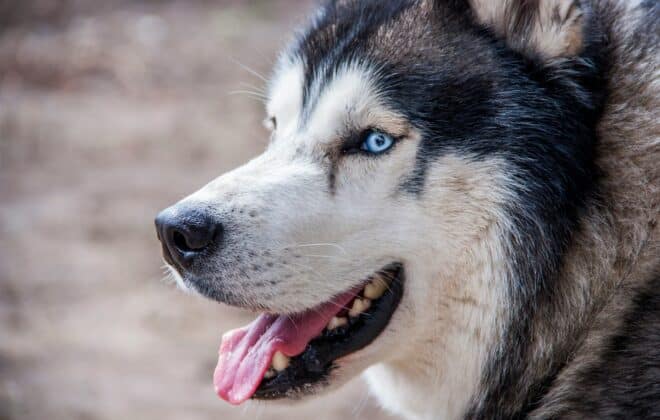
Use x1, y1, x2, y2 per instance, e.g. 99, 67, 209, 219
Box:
450, 0, 586, 60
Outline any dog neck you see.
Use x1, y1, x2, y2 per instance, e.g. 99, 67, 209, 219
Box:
365, 234, 507, 420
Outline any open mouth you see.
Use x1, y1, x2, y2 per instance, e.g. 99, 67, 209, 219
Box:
213, 263, 404, 404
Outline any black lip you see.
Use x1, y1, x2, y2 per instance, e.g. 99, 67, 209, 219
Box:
252, 263, 404, 400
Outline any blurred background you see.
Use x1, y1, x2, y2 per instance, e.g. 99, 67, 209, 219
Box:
0, 1, 395, 419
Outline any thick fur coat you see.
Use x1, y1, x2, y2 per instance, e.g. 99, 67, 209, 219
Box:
156, 1, 659, 418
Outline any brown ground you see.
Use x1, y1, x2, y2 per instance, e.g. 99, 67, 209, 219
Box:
0, 2, 395, 419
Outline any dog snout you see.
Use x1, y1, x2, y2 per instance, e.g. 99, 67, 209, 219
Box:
155, 204, 222, 271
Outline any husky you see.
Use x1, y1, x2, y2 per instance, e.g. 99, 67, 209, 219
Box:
155, 0, 659, 418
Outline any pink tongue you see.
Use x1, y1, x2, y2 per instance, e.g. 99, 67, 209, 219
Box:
213, 290, 358, 404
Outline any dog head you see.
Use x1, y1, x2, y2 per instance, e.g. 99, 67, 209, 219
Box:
156, 0, 597, 413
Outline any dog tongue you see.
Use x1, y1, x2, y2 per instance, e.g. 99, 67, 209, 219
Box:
213, 290, 358, 405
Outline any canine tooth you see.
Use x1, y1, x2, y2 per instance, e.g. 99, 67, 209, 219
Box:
349, 298, 371, 318
327, 316, 348, 330
272, 351, 290, 371
364, 276, 388, 299
264, 368, 276, 379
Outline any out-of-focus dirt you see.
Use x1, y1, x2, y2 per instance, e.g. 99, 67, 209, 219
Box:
0, 2, 395, 419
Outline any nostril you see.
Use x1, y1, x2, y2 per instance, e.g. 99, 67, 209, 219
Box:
172, 230, 193, 252
171, 224, 218, 253
155, 204, 220, 269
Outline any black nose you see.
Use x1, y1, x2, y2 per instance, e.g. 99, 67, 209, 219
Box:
155, 204, 221, 270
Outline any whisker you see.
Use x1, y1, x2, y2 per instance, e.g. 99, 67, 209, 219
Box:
238, 81, 267, 94
229, 56, 268, 82
287, 260, 325, 281
286, 242, 349, 255
298, 253, 351, 261
227, 89, 268, 98
286, 313, 299, 331
227, 90, 269, 102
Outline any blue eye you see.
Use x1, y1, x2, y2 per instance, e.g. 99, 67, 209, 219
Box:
361, 131, 394, 154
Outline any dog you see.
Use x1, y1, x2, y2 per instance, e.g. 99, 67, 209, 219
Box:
155, 0, 659, 418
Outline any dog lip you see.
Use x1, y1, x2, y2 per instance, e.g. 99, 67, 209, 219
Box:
251, 263, 405, 401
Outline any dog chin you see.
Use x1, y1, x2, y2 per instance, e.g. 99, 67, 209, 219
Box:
271, 353, 387, 404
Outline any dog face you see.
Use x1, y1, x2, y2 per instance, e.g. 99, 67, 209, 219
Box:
156, 0, 596, 414
171, 65, 426, 313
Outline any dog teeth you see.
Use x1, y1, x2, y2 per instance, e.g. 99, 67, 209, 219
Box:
264, 368, 277, 379
349, 297, 371, 318
327, 316, 348, 330
272, 351, 290, 371
363, 276, 388, 300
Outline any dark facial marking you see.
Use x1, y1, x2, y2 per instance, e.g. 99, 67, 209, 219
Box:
328, 159, 337, 195
294, 0, 416, 124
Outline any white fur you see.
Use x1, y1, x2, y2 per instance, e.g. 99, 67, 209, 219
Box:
267, 58, 303, 139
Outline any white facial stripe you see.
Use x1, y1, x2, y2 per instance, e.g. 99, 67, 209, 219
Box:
306, 66, 375, 140
306, 65, 408, 142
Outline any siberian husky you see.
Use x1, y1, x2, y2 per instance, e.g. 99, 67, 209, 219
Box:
155, 0, 659, 418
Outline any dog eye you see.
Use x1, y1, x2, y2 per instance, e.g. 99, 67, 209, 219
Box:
263, 116, 277, 131
361, 130, 394, 154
